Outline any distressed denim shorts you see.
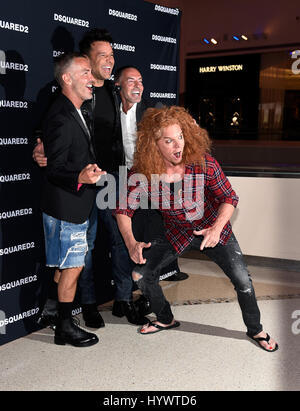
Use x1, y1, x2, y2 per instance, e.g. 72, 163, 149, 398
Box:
42, 213, 88, 269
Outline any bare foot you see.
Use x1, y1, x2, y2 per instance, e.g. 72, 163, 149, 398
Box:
139, 320, 179, 334
252, 331, 278, 351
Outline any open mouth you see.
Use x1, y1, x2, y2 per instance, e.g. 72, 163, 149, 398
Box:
131, 90, 141, 98
174, 151, 181, 159
102, 66, 111, 73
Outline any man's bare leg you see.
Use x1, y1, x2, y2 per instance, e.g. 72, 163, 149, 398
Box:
57, 267, 82, 302
54, 268, 61, 285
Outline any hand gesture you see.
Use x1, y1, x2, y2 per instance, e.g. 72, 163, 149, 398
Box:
193, 227, 221, 250
128, 241, 151, 264
78, 164, 106, 184
32, 138, 47, 167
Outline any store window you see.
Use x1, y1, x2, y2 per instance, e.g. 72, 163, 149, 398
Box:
185, 50, 300, 172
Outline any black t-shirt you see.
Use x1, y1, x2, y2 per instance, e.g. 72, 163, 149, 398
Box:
92, 84, 124, 172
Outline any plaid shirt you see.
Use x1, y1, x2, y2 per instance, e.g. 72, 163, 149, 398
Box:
116, 154, 239, 254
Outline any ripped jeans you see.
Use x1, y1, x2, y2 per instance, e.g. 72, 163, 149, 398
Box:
43, 213, 88, 270
133, 233, 262, 336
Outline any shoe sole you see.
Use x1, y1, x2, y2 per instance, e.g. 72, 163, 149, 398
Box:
84, 321, 105, 328
163, 275, 189, 281
112, 311, 149, 325
54, 336, 99, 347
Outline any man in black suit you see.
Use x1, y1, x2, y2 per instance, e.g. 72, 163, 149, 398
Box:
41, 52, 106, 347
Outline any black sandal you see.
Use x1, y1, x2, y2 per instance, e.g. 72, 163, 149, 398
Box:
247, 332, 279, 352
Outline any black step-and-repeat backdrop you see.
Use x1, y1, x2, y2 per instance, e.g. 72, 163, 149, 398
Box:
0, 0, 181, 345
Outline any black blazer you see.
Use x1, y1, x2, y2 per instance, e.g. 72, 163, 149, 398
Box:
41, 94, 97, 224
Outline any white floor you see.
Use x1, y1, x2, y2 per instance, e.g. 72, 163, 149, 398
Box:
1, 298, 300, 391
1, 258, 300, 392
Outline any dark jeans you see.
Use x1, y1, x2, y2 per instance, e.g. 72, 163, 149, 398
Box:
96, 205, 182, 301
98, 172, 134, 301
133, 233, 263, 336
132, 208, 181, 279
78, 206, 133, 303
79, 175, 183, 303
78, 173, 133, 302
98, 206, 134, 301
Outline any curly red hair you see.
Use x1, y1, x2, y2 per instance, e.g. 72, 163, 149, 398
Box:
133, 105, 211, 179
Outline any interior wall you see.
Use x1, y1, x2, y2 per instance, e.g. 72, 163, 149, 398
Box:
229, 176, 300, 261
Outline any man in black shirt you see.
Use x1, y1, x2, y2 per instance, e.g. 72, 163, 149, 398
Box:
78, 29, 148, 325
90, 83, 123, 172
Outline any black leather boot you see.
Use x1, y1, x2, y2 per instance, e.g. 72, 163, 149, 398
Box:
82, 304, 105, 328
54, 317, 99, 347
36, 298, 59, 329
112, 300, 149, 325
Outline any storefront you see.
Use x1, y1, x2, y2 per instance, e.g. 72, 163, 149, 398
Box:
186, 50, 300, 171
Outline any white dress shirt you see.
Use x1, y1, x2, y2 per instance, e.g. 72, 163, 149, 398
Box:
77, 108, 90, 136
120, 102, 137, 169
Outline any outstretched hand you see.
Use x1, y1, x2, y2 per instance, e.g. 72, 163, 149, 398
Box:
128, 241, 151, 264
193, 227, 221, 250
